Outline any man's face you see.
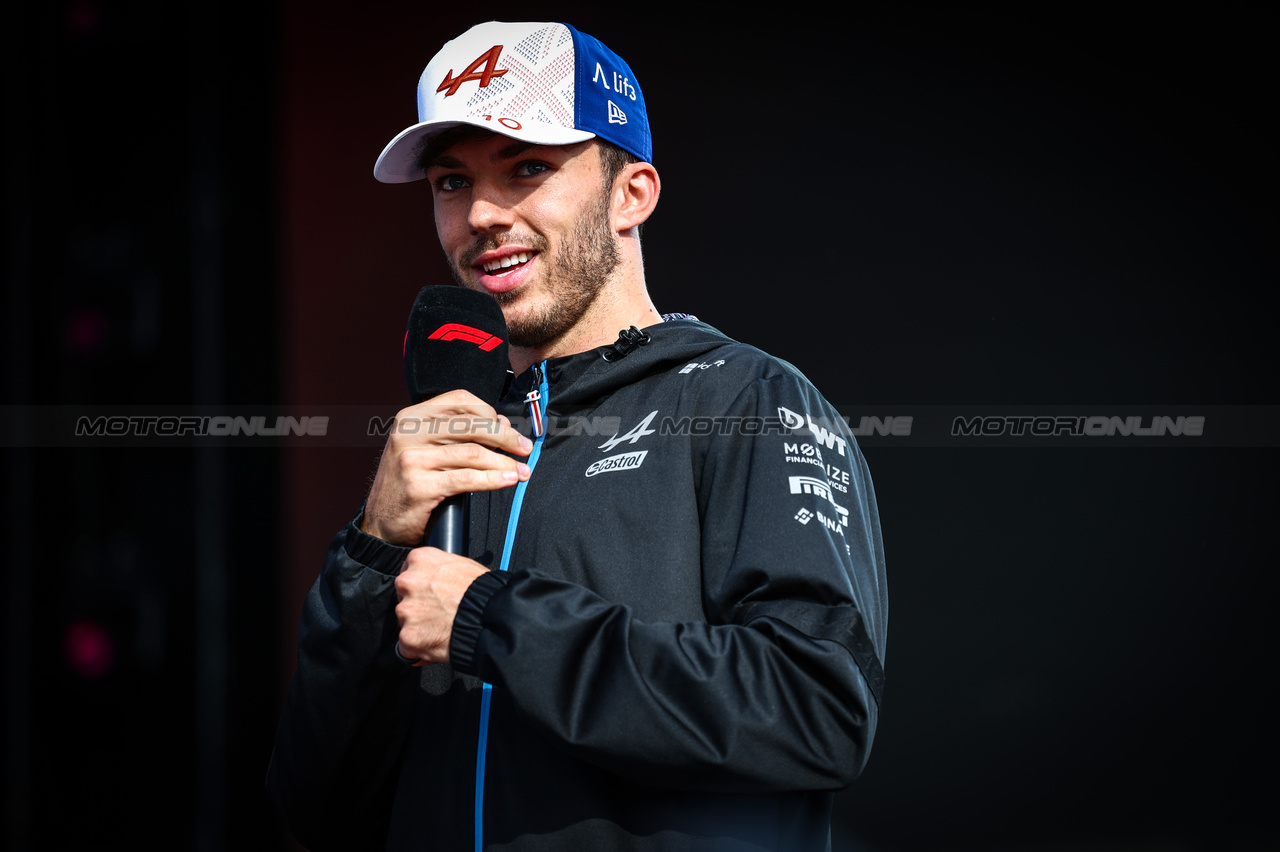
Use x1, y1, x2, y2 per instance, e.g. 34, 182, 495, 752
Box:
423, 132, 620, 349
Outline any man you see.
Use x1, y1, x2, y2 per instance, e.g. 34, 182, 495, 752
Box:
268, 21, 887, 852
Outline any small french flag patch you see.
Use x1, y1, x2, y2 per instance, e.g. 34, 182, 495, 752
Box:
524, 389, 544, 438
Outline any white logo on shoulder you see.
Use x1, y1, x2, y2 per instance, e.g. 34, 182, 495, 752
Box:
599, 410, 657, 453
777, 406, 848, 457
586, 450, 647, 477
789, 476, 849, 526
777, 406, 806, 430
679, 359, 726, 374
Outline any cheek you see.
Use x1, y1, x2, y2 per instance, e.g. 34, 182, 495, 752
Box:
523, 192, 584, 242
432, 206, 468, 254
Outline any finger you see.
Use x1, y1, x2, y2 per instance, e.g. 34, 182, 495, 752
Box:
394, 640, 418, 665
394, 397, 532, 458
400, 441, 531, 480
364, 439, 530, 545
402, 390, 502, 427
404, 460, 531, 502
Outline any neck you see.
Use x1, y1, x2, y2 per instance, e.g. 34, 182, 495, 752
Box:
507, 246, 661, 376
507, 297, 662, 376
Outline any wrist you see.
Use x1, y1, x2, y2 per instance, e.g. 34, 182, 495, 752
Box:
448, 571, 510, 677
346, 508, 414, 575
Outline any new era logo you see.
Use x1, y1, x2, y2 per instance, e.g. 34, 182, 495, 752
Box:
607, 100, 628, 126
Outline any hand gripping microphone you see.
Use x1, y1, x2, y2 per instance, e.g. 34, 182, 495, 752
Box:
403, 285, 511, 553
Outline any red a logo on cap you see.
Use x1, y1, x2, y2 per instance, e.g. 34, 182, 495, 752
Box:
437, 45, 508, 97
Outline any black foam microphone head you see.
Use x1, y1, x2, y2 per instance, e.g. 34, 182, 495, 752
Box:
404, 286, 511, 404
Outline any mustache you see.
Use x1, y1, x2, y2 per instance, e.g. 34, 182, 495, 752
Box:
460, 233, 551, 269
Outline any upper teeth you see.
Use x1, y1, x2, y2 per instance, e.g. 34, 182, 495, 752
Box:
483, 252, 531, 273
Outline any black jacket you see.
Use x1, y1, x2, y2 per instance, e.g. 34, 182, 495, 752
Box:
268, 319, 888, 851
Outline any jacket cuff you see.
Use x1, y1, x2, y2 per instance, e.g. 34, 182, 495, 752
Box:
449, 571, 510, 676
344, 507, 414, 576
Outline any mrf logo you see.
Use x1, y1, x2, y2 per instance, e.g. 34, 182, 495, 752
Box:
437, 45, 508, 96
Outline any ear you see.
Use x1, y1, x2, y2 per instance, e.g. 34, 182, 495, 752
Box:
613, 162, 660, 233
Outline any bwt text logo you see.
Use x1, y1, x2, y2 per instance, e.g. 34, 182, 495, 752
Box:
777, 407, 849, 456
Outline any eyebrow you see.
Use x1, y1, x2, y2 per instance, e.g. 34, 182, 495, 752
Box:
423, 139, 539, 172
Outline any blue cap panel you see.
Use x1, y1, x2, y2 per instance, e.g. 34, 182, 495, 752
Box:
566, 24, 653, 162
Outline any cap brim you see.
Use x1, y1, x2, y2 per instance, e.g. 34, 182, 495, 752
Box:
372, 118, 596, 184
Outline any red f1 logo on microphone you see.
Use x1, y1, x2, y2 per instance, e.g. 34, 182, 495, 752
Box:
427, 323, 504, 351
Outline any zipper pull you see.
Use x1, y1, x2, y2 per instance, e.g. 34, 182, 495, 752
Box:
524, 364, 545, 437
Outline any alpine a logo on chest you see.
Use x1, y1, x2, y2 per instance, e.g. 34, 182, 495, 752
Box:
587, 410, 658, 477
598, 410, 657, 452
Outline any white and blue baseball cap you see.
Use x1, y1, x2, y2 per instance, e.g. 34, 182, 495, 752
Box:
373, 21, 652, 183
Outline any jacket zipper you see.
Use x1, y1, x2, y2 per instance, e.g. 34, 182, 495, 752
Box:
474, 361, 549, 851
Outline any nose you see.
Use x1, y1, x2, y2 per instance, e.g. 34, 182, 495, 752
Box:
466, 182, 515, 235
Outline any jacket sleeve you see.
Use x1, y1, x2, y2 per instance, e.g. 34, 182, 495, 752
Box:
266, 515, 418, 851
449, 367, 888, 793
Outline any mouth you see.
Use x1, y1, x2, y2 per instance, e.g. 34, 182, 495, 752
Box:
480, 251, 536, 276
468, 247, 540, 295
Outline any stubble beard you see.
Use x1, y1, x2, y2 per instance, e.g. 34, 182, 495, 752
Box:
451, 191, 620, 349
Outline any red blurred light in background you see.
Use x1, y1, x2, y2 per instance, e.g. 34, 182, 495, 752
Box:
65, 308, 109, 355
63, 619, 116, 679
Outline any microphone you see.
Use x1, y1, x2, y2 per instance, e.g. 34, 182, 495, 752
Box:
403, 285, 511, 553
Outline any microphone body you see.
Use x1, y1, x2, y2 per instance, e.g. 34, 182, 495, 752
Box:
403, 286, 511, 554
427, 495, 469, 553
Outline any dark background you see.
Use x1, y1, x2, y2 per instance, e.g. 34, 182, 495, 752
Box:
4, 2, 1274, 850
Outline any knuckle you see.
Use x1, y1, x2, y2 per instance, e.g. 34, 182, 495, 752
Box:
404, 468, 435, 493
401, 472, 431, 502
441, 468, 473, 492
449, 442, 486, 463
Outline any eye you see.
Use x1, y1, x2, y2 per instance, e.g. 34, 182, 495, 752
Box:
435, 174, 470, 193
514, 161, 550, 178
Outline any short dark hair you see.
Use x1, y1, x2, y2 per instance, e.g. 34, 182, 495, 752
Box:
413, 125, 488, 175
595, 138, 640, 192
